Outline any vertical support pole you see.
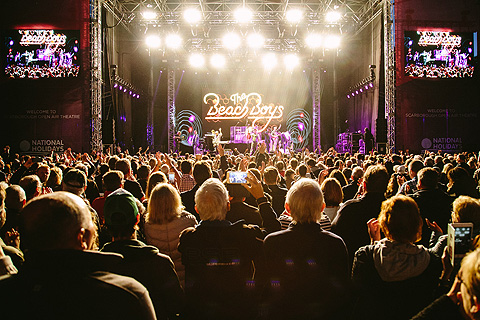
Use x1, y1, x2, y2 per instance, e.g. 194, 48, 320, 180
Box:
167, 68, 176, 152
384, 0, 395, 152
90, 0, 103, 152
312, 69, 321, 151
146, 53, 154, 149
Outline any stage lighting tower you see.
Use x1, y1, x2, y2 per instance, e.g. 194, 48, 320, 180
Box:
145, 35, 161, 48
222, 33, 241, 50
286, 9, 303, 24
326, 11, 342, 23
234, 7, 253, 24
165, 34, 182, 49
247, 33, 265, 49
184, 8, 202, 24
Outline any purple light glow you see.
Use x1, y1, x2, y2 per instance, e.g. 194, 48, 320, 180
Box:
360, 88, 363, 92
369, 83, 373, 87
129, 91, 132, 95
73, 47, 78, 53
355, 90, 359, 94
352, 92, 355, 96
123, 88, 127, 93
365, 85, 369, 89
113, 83, 118, 88
119, 85, 123, 90
347, 95, 350, 99
298, 122, 304, 131
9, 40, 14, 46
189, 115, 196, 122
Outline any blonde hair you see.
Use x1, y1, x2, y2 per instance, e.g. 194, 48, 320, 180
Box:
146, 183, 184, 224
460, 248, 480, 310
452, 196, 480, 226
378, 195, 422, 243
194, 178, 228, 221
321, 178, 343, 207
145, 171, 167, 199
286, 178, 324, 223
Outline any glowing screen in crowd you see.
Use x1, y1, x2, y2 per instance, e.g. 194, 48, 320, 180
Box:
203, 92, 284, 132
4, 29, 81, 79
404, 31, 477, 78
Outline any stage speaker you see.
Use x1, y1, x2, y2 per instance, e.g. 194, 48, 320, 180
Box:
377, 142, 387, 154
376, 118, 387, 143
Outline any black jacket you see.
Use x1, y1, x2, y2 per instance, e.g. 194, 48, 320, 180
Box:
101, 239, 184, 319
0, 250, 156, 320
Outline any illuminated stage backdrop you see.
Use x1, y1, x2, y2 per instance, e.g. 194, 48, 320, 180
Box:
174, 69, 313, 151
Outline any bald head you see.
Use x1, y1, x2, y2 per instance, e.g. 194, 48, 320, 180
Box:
21, 192, 96, 251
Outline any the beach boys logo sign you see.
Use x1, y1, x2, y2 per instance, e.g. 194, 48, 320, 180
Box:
19, 30, 67, 47
204, 92, 284, 130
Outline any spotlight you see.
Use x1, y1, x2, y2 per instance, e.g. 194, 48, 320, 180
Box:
247, 33, 265, 49
222, 33, 241, 50
324, 35, 341, 49
369, 82, 374, 87
352, 92, 355, 96
365, 85, 369, 89
124, 88, 127, 93
113, 83, 118, 88
347, 95, 350, 99
305, 33, 322, 49
360, 88, 363, 92
210, 54, 226, 68
142, 10, 157, 20
165, 34, 182, 49
145, 35, 161, 48
262, 52, 277, 70
234, 7, 253, 24
355, 90, 359, 94
137, 94, 140, 99
189, 115, 196, 122
129, 91, 132, 95
184, 8, 202, 24
286, 9, 303, 24
9, 40, 14, 46
284, 53, 300, 69
298, 122, 304, 131
325, 11, 342, 23
189, 53, 205, 68
119, 85, 123, 90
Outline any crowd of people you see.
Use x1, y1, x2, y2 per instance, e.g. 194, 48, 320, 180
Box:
1, 142, 480, 319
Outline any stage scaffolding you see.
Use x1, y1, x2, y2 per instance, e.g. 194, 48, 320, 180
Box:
167, 69, 176, 152
90, 0, 103, 152
383, 0, 396, 152
312, 69, 321, 150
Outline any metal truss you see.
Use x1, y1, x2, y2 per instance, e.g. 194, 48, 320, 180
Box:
383, 0, 395, 152
167, 68, 176, 152
91, 0, 103, 152
312, 69, 321, 150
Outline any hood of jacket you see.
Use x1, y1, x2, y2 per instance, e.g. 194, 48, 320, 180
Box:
372, 238, 430, 282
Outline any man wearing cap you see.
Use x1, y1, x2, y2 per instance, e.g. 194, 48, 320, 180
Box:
0, 192, 156, 319
101, 188, 184, 319
62, 168, 88, 199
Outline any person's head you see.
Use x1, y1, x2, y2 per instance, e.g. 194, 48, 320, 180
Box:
180, 160, 193, 175
452, 196, 480, 226
275, 161, 285, 172
321, 178, 343, 207
103, 170, 124, 193
107, 155, 119, 170
378, 195, 422, 244
145, 171, 168, 199
297, 164, 308, 177
62, 168, 87, 196
137, 165, 151, 181
417, 167, 439, 190
286, 178, 325, 223
458, 248, 480, 319
160, 164, 170, 175
351, 166, 364, 181
19, 175, 42, 201
408, 160, 424, 179
194, 178, 229, 221
21, 192, 96, 251
147, 183, 184, 224
115, 158, 132, 177
36, 164, 50, 183
192, 161, 213, 185
264, 166, 280, 185
46, 166, 63, 188
103, 189, 140, 239
5, 185, 26, 212
329, 169, 348, 187
289, 158, 298, 170
363, 165, 389, 194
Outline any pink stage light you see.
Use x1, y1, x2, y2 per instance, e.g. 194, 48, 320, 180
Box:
365, 85, 369, 89
347, 95, 350, 99
119, 85, 123, 90
189, 115, 196, 122
123, 88, 127, 93
355, 90, 359, 94
298, 122, 304, 131
360, 88, 363, 92
113, 83, 118, 88
188, 126, 193, 133
369, 83, 373, 87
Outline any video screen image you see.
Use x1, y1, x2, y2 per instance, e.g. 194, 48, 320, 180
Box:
404, 31, 477, 78
4, 29, 80, 79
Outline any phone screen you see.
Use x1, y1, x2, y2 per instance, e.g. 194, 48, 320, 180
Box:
228, 171, 247, 184
455, 226, 472, 256
169, 173, 175, 183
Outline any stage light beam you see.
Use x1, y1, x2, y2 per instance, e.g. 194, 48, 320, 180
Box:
247, 33, 265, 49
324, 35, 341, 49
326, 11, 342, 23
262, 53, 277, 70
222, 33, 241, 50
284, 54, 300, 69
234, 7, 253, 24
189, 53, 205, 68
184, 8, 202, 24
145, 35, 161, 48
305, 33, 322, 49
210, 54, 226, 68
165, 34, 182, 49
286, 9, 303, 24
142, 10, 157, 20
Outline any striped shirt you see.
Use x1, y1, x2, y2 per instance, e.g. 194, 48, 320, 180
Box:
278, 212, 332, 231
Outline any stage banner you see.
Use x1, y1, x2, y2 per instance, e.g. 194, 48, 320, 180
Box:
0, 0, 90, 154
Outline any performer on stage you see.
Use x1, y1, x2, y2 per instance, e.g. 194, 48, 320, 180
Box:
363, 127, 374, 154
192, 130, 200, 154
174, 131, 182, 153
248, 126, 258, 155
